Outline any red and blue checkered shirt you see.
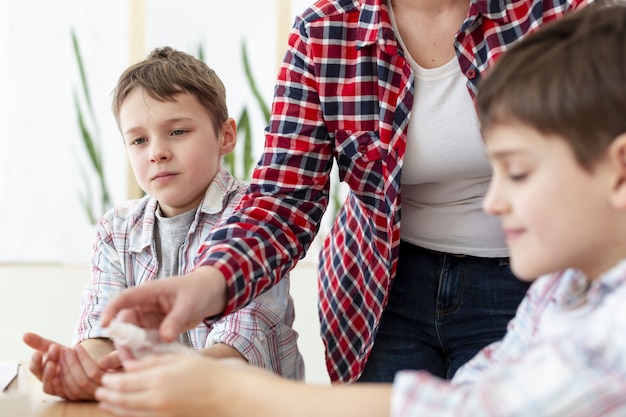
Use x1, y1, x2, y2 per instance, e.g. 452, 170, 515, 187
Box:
196, 0, 589, 382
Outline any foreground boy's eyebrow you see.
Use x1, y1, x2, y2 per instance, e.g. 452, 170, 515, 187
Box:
489, 149, 525, 160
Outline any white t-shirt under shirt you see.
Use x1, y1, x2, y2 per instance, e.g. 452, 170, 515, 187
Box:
388, 2, 508, 257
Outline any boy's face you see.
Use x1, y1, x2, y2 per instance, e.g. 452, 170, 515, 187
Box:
483, 122, 619, 281
119, 89, 235, 217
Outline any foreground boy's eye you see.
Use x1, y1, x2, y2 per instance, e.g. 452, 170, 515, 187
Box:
171, 129, 187, 136
508, 172, 528, 182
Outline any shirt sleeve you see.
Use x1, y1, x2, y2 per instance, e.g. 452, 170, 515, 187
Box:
72, 218, 129, 344
194, 16, 332, 317
391, 280, 626, 416
391, 336, 626, 416
204, 277, 304, 380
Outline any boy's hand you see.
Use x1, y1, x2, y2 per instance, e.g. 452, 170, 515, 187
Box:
96, 353, 273, 417
23, 332, 64, 390
23, 332, 119, 401
100, 266, 228, 342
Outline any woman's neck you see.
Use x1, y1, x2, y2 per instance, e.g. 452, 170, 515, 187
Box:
388, 0, 470, 68
390, 0, 469, 16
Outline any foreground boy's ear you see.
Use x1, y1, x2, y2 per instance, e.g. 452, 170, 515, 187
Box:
220, 118, 237, 155
608, 133, 626, 210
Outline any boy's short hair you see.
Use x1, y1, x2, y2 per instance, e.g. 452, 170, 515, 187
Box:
477, 1, 626, 169
112, 46, 228, 134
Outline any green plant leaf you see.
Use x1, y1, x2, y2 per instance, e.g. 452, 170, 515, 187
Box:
236, 108, 252, 180
197, 43, 205, 62
71, 29, 100, 134
71, 29, 112, 224
241, 41, 271, 122
74, 94, 100, 172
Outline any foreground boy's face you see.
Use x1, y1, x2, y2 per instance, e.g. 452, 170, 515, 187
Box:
482, 123, 619, 281
119, 89, 227, 217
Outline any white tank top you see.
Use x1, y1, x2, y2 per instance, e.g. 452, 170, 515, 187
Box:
388, 2, 507, 257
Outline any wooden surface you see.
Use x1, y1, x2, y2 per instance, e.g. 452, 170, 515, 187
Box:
30, 397, 109, 417
1, 364, 109, 417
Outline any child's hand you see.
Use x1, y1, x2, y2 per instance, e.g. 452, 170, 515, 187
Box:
96, 352, 279, 417
23, 332, 119, 401
54, 344, 109, 401
23, 332, 65, 395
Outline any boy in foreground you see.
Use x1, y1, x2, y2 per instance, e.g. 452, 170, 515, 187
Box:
23, 47, 303, 401
96, 3, 626, 416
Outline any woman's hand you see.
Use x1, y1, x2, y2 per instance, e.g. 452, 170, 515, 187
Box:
100, 266, 228, 343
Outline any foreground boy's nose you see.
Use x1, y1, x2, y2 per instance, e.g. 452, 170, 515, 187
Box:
482, 182, 509, 216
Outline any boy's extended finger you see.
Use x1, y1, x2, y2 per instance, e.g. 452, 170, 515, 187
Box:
41, 360, 62, 398
46, 343, 63, 363
28, 351, 44, 380
22, 332, 55, 352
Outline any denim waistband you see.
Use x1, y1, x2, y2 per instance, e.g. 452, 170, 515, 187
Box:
400, 239, 509, 261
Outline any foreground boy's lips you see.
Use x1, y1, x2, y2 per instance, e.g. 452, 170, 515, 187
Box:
502, 227, 525, 241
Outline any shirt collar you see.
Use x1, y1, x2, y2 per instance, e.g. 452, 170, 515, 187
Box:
588, 259, 626, 303
552, 259, 626, 309
197, 166, 239, 215
470, 0, 508, 19
357, 0, 398, 55
461, 0, 509, 33
358, 0, 509, 52
133, 167, 239, 250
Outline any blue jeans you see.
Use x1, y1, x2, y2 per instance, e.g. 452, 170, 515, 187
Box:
357, 240, 530, 382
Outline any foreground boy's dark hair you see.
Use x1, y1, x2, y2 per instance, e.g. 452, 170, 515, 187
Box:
111, 46, 228, 134
477, 0, 626, 169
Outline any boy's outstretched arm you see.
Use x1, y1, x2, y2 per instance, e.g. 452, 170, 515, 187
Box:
96, 353, 391, 417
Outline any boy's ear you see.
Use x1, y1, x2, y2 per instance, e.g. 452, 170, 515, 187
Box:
220, 118, 237, 155
608, 133, 626, 209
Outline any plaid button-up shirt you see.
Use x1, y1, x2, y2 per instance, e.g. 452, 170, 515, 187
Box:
74, 168, 303, 380
391, 262, 626, 415
196, 0, 589, 382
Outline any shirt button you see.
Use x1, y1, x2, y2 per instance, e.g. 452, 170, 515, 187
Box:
358, 145, 367, 154
466, 69, 476, 79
